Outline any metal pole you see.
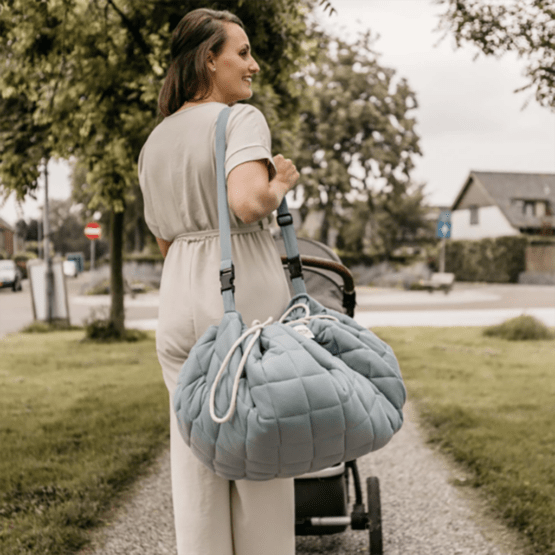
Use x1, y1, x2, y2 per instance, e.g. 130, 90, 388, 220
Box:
439, 237, 446, 273
43, 159, 54, 321
38, 220, 43, 259
90, 237, 95, 272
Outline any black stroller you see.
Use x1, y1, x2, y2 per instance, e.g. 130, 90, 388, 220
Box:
273, 236, 384, 555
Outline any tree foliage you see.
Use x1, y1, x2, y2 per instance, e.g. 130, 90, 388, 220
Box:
293, 30, 426, 257
0, 0, 319, 336
436, 0, 555, 111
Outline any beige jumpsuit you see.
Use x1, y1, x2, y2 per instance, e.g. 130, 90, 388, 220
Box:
138, 102, 295, 555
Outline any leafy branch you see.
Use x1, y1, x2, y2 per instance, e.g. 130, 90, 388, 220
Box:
318, 0, 336, 17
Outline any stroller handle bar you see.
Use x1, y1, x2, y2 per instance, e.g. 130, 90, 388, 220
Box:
280, 255, 357, 317
281, 255, 355, 293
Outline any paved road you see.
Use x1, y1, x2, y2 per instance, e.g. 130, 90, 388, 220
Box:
355, 283, 555, 328
1, 276, 554, 339
0, 273, 160, 338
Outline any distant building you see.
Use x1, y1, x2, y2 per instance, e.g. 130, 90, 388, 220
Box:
0, 217, 15, 257
451, 171, 555, 240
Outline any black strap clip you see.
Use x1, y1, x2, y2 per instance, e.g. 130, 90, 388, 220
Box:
220, 265, 235, 294
287, 255, 303, 280
277, 213, 293, 227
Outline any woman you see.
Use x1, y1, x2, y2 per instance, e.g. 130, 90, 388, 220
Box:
138, 8, 299, 555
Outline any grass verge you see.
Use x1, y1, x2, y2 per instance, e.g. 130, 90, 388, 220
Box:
0, 330, 169, 555
374, 326, 555, 555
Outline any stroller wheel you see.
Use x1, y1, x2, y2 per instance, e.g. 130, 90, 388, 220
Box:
366, 477, 383, 555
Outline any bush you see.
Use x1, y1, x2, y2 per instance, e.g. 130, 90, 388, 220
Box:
85, 278, 152, 296
483, 315, 555, 341
124, 253, 164, 263
85, 279, 110, 295
445, 236, 527, 283
83, 317, 148, 343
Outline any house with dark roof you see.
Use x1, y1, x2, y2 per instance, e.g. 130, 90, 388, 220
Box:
450, 171, 555, 240
0, 217, 15, 257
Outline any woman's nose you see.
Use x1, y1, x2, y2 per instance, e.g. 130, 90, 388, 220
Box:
250, 58, 260, 74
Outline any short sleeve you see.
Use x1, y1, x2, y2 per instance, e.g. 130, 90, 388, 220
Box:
224, 104, 276, 181
138, 145, 162, 238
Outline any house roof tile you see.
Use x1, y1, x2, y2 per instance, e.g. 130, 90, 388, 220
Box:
452, 171, 555, 230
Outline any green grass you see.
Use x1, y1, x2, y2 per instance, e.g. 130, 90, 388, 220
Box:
374, 326, 555, 555
0, 331, 169, 555
2, 325, 554, 554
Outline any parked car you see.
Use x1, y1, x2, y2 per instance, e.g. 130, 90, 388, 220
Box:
63, 260, 78, 278
0, 259, 23, 292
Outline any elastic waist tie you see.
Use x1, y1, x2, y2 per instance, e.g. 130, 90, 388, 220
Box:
173, 220, 269, 242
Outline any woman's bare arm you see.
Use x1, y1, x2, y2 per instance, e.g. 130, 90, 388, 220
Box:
155, 155, 297, 253
156, 237, 173, 258
227, 155, 299, 224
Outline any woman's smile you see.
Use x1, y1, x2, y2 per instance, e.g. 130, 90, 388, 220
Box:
209, 23, 260, 104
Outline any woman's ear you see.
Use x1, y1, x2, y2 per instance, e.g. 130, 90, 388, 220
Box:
206, 54, 216, 73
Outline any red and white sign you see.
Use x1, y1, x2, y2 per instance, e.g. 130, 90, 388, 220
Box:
84, 222, 101, 240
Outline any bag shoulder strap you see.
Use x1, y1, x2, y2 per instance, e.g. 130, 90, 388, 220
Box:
215, 106, 306, 313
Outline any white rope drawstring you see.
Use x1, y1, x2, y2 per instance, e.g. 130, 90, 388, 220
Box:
209, 304, 339, 424
279, 303, 339, 327
209, 316, 273, 423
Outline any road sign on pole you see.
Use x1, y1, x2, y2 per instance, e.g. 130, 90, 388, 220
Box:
436, 211, 452, 273
84, 222, 101, 240
84, 222, 101, 272
436, 211, 451, 239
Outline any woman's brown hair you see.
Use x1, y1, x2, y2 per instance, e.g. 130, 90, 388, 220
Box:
158, 8, 245, 117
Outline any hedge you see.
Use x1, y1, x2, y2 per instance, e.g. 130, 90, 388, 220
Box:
123, 253, 164, 264
445, 236, 527, 283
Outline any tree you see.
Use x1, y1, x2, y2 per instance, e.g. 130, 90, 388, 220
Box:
436, 0, 555, 111
0, 95, 50, 203
0, 0, 323, 338
293, 30, 426, 257
44, 198, 92, 257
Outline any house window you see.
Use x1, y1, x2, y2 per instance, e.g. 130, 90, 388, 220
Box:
523, 201, 535, 217
470, 205, 479, 225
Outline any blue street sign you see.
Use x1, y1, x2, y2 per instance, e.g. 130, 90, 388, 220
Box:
436, 211, 451, 238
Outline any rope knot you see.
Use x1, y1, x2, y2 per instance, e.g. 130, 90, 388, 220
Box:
209, 305, 339, 424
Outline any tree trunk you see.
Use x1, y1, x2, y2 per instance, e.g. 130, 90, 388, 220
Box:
110, 208, 125, 337
319, 207, 331, 245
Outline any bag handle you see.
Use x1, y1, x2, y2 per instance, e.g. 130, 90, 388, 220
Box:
215, 106, 307, 312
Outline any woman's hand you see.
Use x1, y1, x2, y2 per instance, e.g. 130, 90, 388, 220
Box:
271, 154, 300, 194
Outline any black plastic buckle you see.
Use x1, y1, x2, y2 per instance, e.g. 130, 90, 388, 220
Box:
287, 255, 303, 280
342, 290, 356, 318
277, 213, 293, 227
220, 265, 235, 293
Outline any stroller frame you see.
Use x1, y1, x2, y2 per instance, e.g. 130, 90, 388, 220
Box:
278, 250, 384, 555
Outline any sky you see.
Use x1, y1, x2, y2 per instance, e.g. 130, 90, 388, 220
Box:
312, 0, 555, 207
1, 0, 554, 226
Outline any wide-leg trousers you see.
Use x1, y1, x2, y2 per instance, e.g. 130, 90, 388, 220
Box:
169, 402, 295, 555
157, 229, 296, 554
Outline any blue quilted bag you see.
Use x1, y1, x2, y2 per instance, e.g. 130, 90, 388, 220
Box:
173, 107, 406, 481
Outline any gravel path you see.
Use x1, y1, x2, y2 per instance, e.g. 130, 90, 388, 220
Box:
78, 402, 530, 555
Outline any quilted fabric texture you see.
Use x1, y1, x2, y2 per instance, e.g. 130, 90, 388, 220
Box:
174, 293, 406, 481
